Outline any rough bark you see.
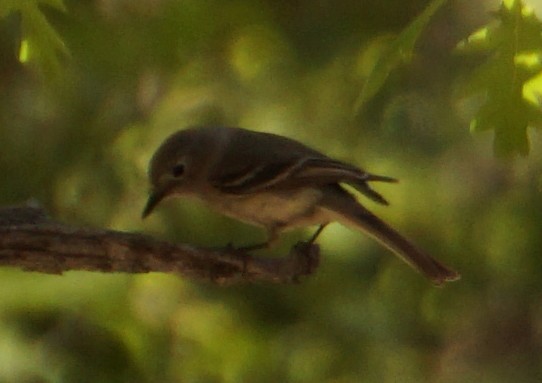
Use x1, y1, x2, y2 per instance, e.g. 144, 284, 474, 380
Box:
0, 206, 319, 284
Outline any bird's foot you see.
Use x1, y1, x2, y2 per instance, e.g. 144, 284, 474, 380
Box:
290, 241, 321, 283
219, 242, 260, 277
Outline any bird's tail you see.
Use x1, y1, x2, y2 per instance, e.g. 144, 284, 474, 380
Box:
323, 194, 460, 285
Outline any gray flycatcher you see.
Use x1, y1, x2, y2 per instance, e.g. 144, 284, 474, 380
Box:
142, 126, 460, 285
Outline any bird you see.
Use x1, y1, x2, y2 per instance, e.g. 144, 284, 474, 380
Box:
142, 126, 460, 285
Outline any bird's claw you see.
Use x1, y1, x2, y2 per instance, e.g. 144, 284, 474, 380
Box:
290, 241, 321, 282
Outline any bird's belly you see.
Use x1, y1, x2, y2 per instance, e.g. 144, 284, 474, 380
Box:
206, 188, 325, 229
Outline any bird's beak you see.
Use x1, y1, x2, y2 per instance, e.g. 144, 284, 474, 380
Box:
142, 187, 167, 219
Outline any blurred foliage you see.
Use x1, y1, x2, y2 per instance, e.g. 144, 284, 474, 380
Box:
354, 0, 447, 113
0, 0, 68, 76
1, 0, 542, 382
457, 0, 542, 157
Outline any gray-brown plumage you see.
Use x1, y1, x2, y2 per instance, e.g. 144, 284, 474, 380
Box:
143, 126, 460, 285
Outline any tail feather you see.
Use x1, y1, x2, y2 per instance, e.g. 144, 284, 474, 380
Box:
323, 192, 460, 285
354, 211, 460, 285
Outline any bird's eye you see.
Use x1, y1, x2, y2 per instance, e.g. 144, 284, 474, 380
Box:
172, 163, 185, 178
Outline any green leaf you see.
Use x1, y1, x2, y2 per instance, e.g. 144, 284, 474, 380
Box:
458, 0, 542, 157
353, 0, 447, 114
1, 0, 68, 78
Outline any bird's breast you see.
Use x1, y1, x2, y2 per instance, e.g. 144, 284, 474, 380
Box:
204, 187, 326, 230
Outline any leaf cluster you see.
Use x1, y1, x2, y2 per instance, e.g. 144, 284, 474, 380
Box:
457, 0, 542, 156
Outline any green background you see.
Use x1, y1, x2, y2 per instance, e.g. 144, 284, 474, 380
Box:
1, 0, 542, 382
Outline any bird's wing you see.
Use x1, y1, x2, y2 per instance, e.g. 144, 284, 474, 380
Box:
208, 128, 396, 204
292, 158, 397, 205
208, 128, 318, 193
212, 159, 304, 193
213, 156, 397, 205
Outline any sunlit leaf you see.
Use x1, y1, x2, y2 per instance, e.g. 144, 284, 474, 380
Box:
354, 0, 447, 114
456, 27, 490, 53
0, 0, 68, 77
458, 0, 542, 156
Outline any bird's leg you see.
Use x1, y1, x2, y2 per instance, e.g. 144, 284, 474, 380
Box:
297, 224, 327, 257
234, 227, 279, 252
307, 223, 328, 244
226, 227, 280, 276
235, 242, 269, 252
288, 224, 328, 282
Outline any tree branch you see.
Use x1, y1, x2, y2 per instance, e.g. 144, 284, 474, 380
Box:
0, 206, 320, 284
